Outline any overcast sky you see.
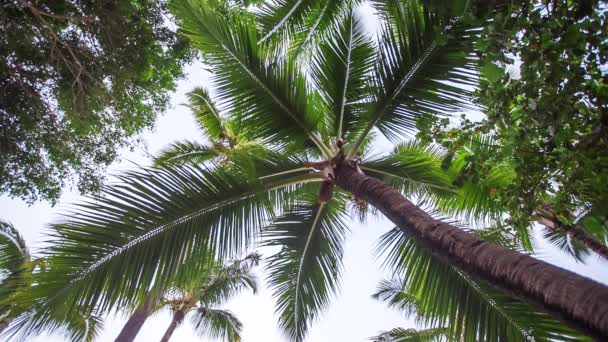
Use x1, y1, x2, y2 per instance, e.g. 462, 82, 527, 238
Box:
2, 4, 608, 341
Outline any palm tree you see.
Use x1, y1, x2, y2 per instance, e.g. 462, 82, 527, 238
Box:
16, 1, 608, 341
115, 253, 259, 342
0, 220, 30, 334
372, 226, 586, 341
0, 220, 102, 341
154, 87, 265, 169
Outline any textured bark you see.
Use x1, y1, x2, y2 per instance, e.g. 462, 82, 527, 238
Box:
115, 296, 154, 342
334, 161, 608, 339
536, 209, 608, 260
159, 310, 185, 342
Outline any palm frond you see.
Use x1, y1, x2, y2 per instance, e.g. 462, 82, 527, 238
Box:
12, 157, 322, 337
257, 0, 317, 44
191, 307, 242, 342
370, 327, 448, 342
198, 253, 260, 306
0, 220, 29, 275
264, 197, 349, 341
361, 140, 453, 200
186, 87, 226, 140
310, 7, 375, 141
543, 228, 591, 263
153, 140, 220, 167
349, 1, 479, 155
289, 0, 352, 57
376, 228, 588, 341
173, 1, 331, 155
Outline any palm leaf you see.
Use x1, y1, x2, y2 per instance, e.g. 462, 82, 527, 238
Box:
0, 220, 28, 278
349, 1, 479, 155
186, 87, 226, 140
153, 140, 220, 167
310, 7, 375, 141
264, 196, 349, 341
361, 140, 453, 200
375, 228, 588, 341
11, 156, 322, 338
198, 252, 260, 307
191, 307, 242, 342
173, 1, 331, 155
370, 327, 447, 342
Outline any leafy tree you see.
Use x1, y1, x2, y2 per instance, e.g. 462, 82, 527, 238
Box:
0, 0, 194, 203
418, 1, 608, 259
12, 1, 608, 341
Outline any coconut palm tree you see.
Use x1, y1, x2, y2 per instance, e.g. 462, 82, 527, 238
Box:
0, 220, 102, 341
371, 226, 586, 341
115, 253, 259, 342
14, 1, 608, 341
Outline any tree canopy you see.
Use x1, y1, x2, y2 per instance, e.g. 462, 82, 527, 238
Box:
0, 0, 194, 203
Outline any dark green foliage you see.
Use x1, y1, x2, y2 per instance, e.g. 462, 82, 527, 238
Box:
0, 0, 193, 203
418, 0, 608, 258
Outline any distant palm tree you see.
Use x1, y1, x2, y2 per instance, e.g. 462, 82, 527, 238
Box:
115, 253, 258, 342
17, 1, 608, 341
371, 327, 447, 342
0, 220, 102, 341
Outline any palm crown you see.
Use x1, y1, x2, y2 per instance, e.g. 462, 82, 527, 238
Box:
9, 1, 608, 341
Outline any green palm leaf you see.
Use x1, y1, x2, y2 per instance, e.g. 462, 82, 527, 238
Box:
191, 307, 242, 342
198, 252, 260, 307
310, 8, 375, 141
12, 157, 321, 337
153, 140, 220, 167
186, 87, 226, 141
361, 140, 453, 199
0, 220, 28, 279
376, 228, 588, 341
256, 0, 357, 54
370, 327, 447, 342
173, 1, 331, 155
349, 1, 479, 155
264, 196, 349, 341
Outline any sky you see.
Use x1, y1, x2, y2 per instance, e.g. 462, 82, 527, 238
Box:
2, 4, 608, 342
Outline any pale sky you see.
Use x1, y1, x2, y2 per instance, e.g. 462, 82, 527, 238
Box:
2, 4, 608, 341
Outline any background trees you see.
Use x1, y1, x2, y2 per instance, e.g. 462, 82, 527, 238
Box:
0, 0, 194, 203
418, 0, 608, 260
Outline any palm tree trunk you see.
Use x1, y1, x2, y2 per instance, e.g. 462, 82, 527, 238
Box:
115, 295, 154, 342
536, 208, 608, 260
0, 320, 9, 335
334, 160, 608, 339
159, 310, 185, 342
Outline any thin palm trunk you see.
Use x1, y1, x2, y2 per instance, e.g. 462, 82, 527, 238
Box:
159, 310, 185, 342
536, 208, 608, 260
115, 295, 154, 342
334, 160, 608, 339
0, 320, 9, 335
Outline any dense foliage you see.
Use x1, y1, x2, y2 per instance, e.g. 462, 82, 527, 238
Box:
418, 0, 608, 255
0, 0, 193, 203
